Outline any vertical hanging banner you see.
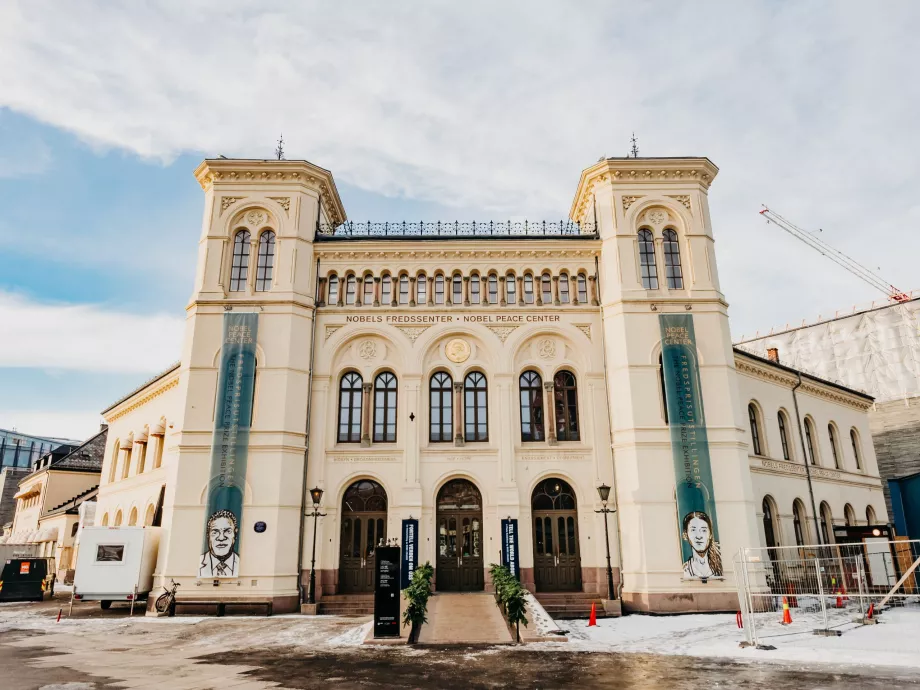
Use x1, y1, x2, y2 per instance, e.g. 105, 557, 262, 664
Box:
501, 519, 520, 580
659, 314, 723, 579
199, 312, 259, 578
401, 519, 418, 589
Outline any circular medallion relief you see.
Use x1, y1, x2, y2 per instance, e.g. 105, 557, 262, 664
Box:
538, 338, 557, 360
358, 340, 378, 360
647, 209, 668, 226
445, 338, 471, 363
246, 210, 267, 226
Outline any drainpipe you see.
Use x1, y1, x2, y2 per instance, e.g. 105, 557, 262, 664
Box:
791, 372, 823, 545
595, 255, 626, 600
296, 256, 321, 605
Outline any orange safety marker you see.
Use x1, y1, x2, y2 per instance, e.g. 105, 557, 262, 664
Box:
866, 602, 875, 620
736, 611, 743, 629
780, 597, 793, 625
588, 602, 597, 627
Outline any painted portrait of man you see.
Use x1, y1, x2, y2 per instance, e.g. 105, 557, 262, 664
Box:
199, 509, 240, 578
681, 510, 723, 579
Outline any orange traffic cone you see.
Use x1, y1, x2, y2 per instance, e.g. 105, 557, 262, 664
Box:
588, 602, 597, 627
780, 597, 793, 625
866, 603, 874, 620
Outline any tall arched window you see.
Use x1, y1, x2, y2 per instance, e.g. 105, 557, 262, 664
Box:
108, 440, 120, 483
101, 513, 109, 527
866, 505, 877, 525
541, 273, 552, 304
820, 501, 834, 544
470, 274, 481, 304
577, 273, 588, 304
327, 274, 339, 305
345, 275, 357, 305
519, 371, 545, 442
762, 496, 778, 549
662, 229, 683, 289
434, 274, 445, 305
381, 274, 393, 305
778, 411, 791, 461
844, 503, 855, 526
255, 230, 275, 291
804, 417, 818, 465
748, 403, 763, 456
553, 370, 580, 442
114, 510, 123, 527
559, 273, 570, 304
416, 273, 427, 304
363, 275, 375, 304
828, 424, 841, 469
793, 499, 807, 546
850, 428, 862, 471
399, 274, 410, 305
488, 274, 498, 304
638, 229, 659, 289
430, 372, 453, 442
506, 272, 517, 305
129, 507, 138, 526
337, 372, 363, 443
523, 274, 535, 304
464, 372, 488, 442
452, 275, 463, 305
230, 229, 251, 292
373, 372, 397, 442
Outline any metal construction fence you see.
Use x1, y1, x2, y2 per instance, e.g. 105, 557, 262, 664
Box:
735, 539, 920, 647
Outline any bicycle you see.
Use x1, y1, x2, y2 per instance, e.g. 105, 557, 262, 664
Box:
154, 579, 180, 615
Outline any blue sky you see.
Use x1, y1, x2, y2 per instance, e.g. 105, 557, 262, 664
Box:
1, 1, 918, 439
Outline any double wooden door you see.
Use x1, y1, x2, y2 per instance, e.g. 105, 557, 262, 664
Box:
532, 510, 582, 591
339, 512, 387, 593
436, 510, 484, 591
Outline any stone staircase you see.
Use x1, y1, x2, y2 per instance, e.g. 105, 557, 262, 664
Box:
532, 591, 608, 619
317, 594, 374, 616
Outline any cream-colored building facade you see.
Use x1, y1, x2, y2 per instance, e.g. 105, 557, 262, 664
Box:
93, 155, 887, 615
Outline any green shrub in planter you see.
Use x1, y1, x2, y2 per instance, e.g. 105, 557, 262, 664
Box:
402, 562, 434, 643
489, 563, 528, 642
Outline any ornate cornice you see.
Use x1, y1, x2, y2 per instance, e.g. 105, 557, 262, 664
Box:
104, 377, 180, 422
315, 246, 599, 262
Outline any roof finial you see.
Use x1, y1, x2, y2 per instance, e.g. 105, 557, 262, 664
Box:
275, 134, 285, 161
629, 132, 639, 158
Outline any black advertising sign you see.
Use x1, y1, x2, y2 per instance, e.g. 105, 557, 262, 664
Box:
501, 519, 520, 580
401, 519, 418, 590
374, 546, 401, 638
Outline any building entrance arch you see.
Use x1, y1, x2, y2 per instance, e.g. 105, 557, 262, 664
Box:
436, 479, 484, 591
531, 478, 582, 591
339, 479, 387, 593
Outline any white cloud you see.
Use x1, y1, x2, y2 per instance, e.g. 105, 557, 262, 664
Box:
0, 1, 918, 336
0, 291, 183, 373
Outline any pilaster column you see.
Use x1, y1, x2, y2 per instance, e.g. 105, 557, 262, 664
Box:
453, 381, 465, 446
552, 275, 561, 306
373, 277, 381, 307
355, 277, 364, 307
409, 276, 417, 307
544, 381, 558, 445
589, 275, 599, 306
517, 275, 525, 306
317, 277, 327, 307
499, 276, 507, 306
536, 278, 544, 306
391, 276, 398, 307
463, 276, 470, 306
571, 276, 580, 306
361, 383, 373, 447
337, 280, 345, 306
446, 277, 453, 306
248, 237, 259, 292
428, 276, 435, 306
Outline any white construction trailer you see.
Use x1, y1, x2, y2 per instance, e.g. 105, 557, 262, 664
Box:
72, 527, 161, 613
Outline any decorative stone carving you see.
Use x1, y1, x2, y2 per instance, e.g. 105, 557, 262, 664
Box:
246, 210, 267, 226
486, 325, 519, 344
395, 325, 431, 344
538, 338, 557, 360
669, 195, 692, 211
324, 325, 343, 341
646, 209, 669, 226
358, 340, 378, 360
574, 324, 592, 340
445, 339, 471, 363
622, 195, 641, 211
220, 197, 244, 214
268, 196, 291, 213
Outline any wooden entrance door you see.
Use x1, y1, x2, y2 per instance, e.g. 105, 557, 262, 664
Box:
436, 479, 484, 591
339, 480, 388, 594
532, 479, 582, 591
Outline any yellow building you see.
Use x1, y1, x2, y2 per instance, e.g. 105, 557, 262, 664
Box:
95, 155, 887, 615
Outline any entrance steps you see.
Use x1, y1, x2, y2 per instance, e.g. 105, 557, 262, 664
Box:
533, 591, 607, 619
417, 593, 514, 645
318, 594, 374, 616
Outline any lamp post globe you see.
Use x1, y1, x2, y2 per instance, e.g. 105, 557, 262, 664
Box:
307, 487, 326, 605
596, 484, 616, 601
597, 483, 611, 504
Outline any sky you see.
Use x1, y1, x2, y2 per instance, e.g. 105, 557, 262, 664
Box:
0, 1, 918, 440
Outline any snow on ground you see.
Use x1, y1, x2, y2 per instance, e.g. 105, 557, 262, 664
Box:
328, 620, 372, 647
533, 607, 920, 670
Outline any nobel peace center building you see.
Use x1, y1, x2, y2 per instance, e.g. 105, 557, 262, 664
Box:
96, 155, 888, 614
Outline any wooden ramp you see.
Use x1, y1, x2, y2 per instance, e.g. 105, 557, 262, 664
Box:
417, 593, 514, 645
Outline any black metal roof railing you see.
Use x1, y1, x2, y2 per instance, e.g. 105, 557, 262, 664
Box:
316, 220, 597, 240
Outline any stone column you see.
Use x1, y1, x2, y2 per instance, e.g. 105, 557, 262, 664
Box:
552, 275, 561, 306
589, 275, 599, 306
317, 277, 327, 307
453, 381, 465, 446
571, 276, 580, 306
361, 383, 373, 447
463, 276, 470, 306
409, 276, 417, 307
517, 275, 525, 306
248, 236, 259, 292
536, 277, 544, 306
499, 276, 507, 306
373, 276, 381, 307
391, 276, 398, 307
428, 276, 435, 306
337, 279, 345, 306
544, 381, 558, 445
355, 277, 364, 307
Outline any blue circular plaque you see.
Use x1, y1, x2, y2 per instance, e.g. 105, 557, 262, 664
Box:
253, 521, 267, 533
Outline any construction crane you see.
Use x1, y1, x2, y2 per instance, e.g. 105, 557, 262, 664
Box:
759, 206, 910, 303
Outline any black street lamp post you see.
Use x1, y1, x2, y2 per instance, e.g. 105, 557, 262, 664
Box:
307, 487, 327, 605
595, 484, 616, 601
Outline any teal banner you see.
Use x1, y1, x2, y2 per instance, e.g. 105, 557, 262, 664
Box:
659, 314, 723, 579
199, 312, 259, 578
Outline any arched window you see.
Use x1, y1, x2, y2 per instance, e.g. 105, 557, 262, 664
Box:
363, 275, 375, 305
429, 372, 453, 442
464, 372, 488, 442
470, 274, 481, 304
345, 275, 357, 305
381, 274, 393, 305
793, 499, 807, 546
154, 430, 165, 469
488, 274, 498, 304
108, 440, 120, 483
452, 275, 463, 305
748, 403, 763, 456
844, 503, 855, 526
128, 507, 138, 526
828, 424, 841, 469
114, 510, 123, 527
866, 505, 877, 525
541, 273, 552, 304
577, 273, 588, 304
506, 272, 517, 305
122, 439, 132, 480
399, 274, 410, 305
804, 417, 818, 465
662, 229, 683, 289
638, 229, 659, 290
230, 229, 251, 292
850, 428, 862, 471
417, 273, 427, 304
373, 372, 397, 442
523, 274, 535, 304
762, 496, 778, 549
553, 370, 580, 442
559, 273, 570, 304
101, 513, 109, 526
255, 230, 275, 291
137, 438, 147, 474
658, 354, 669, 424
337, 372, 363, 443
820, 501, 833, 544
328, 274, 339, 305
519, 371, 545, 442
434, 274, 445, 305
778, 411, 791, 461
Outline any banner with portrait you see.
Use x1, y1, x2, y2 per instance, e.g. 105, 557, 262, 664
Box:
659, 313, 723, 579
199, 312, 259, 578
